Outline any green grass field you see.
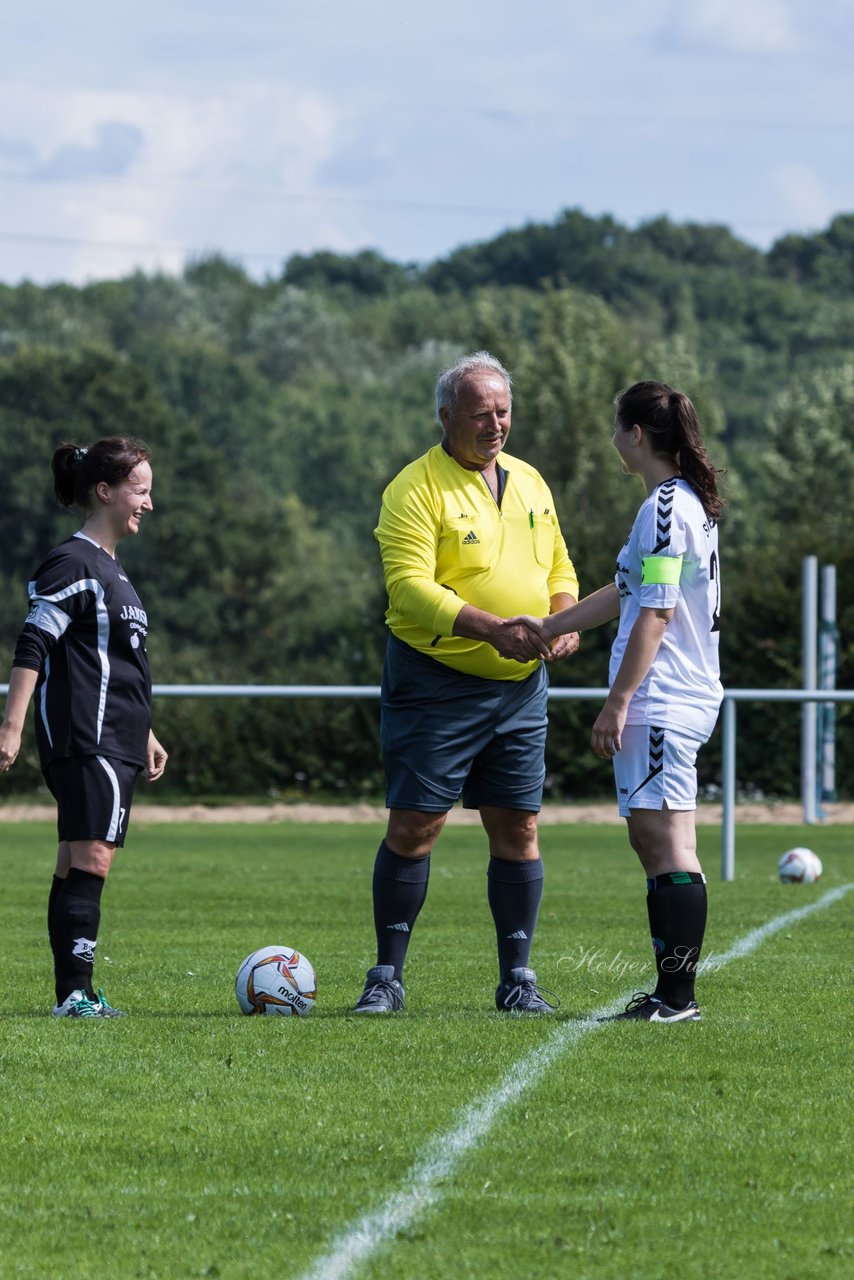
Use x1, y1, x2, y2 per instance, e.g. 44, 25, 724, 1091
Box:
0, 819, 851, 1280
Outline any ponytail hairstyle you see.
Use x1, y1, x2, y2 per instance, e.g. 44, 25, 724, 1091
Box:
614, 381, 724, 521
52, 437, 152, 511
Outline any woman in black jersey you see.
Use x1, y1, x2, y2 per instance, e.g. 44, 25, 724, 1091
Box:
0, 438, 168, 1018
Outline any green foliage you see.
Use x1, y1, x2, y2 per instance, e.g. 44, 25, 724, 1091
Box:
282, 247, 415, 297
1, 208, 854, 797
245, 286, 371, 382
424, 208, 766, 317
768, 213, 854, 293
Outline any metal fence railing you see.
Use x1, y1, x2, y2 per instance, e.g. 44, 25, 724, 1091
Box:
3, 683, 852, 880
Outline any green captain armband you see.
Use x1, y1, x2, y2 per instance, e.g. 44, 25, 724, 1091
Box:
641, 554, 683, 586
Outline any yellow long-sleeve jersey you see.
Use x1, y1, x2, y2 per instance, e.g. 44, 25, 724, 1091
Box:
375, 444, 579, 680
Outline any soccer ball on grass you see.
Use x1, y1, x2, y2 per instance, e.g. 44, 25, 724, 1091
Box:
235, 945, 317, 1016
777, 847, 823, 884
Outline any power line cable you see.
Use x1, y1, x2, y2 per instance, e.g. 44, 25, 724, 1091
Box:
0, 229, 284, 261
0, 171, 550, 219
2, 71, 853, 127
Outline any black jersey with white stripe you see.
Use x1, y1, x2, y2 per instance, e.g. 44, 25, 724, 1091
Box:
13, 532, 152, 769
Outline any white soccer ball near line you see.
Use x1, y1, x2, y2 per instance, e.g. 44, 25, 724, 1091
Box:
235, 945, 317, 1016
777, 847, 823, 884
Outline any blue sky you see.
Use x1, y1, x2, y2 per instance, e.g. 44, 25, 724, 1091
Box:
1, 0, 852, 284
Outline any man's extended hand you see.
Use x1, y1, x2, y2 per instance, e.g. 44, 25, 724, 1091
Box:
490, 618, 552, 662
504, 615, 580, 664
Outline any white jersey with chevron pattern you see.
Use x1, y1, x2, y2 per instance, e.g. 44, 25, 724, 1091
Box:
610, 477, 722, 742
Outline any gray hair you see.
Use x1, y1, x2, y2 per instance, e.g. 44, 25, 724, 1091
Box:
434, 350, 512, 424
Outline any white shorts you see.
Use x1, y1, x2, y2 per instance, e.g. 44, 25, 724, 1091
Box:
613, 724, 701, 818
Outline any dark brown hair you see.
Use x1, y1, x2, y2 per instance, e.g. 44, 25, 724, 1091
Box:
614, 381, 723, 521
52, 437, 152, 510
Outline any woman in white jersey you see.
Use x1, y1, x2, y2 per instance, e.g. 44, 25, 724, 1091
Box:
517, 381, 723, 1021
0, 438, 168, 1018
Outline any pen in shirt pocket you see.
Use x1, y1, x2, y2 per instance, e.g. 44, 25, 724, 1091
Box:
529, 508, 534, 528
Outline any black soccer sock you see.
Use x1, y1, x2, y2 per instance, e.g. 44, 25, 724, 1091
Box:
373, 840, 430, 981
54, 868, 105, 1003
645, 871, 708, 1009
48, 874, 65, 997
487, 856, 544, 982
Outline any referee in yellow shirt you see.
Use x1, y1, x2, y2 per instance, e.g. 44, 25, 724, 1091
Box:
353, 351, 581, 1014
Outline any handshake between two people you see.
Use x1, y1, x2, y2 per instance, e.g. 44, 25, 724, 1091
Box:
491, 613, 578, 665
487, 583, 622, 665
462, 588, 619, 666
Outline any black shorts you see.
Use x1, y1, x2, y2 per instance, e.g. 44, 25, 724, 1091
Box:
44, 756, 141, 847
380, 635, 548, 812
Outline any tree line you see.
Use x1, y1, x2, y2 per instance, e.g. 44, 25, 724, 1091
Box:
1, 208, 852, 801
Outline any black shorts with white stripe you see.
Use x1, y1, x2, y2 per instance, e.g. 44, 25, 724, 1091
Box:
44, 755, 141, 846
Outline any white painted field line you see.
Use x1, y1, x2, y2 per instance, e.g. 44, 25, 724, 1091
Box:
709, 883, 851, 964
299, 884, 853, 1280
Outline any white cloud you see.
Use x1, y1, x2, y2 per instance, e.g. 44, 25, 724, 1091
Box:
667, 0, 798, 55
771, 163, 835, 230
0, 80, 352, 281
38, 122, 143, 180
1, 2, 852, 282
